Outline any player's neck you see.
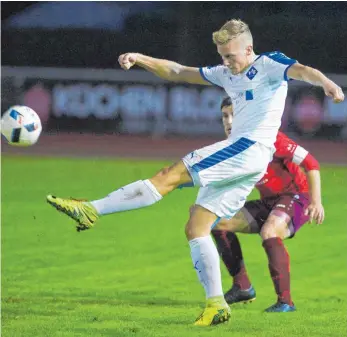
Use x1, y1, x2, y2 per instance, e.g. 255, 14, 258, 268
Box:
239, 53, 257, 74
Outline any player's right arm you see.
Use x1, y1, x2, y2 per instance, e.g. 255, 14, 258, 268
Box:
118, 53, 210, 85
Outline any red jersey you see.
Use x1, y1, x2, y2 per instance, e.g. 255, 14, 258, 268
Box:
256, 132, 319, 199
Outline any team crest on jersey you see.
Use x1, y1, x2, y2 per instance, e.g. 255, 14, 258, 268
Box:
246, 66, 258, 80
287, 143, 295, 152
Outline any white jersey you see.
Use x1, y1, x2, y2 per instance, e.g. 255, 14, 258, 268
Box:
200, 51, 297, 147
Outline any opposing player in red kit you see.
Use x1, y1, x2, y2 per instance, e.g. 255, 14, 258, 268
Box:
211, 97, 324, 312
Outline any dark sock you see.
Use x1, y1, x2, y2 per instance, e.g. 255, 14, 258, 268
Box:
263, 237, 293, 305
212, 230, 251, 290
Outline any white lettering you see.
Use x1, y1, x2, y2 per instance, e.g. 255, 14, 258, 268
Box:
51, 83, 225, 135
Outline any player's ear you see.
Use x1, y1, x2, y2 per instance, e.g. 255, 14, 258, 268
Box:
245, 45, 253, 56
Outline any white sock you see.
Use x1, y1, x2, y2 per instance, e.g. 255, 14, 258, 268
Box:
189, 235, 224, 300
90, 179, 162, 215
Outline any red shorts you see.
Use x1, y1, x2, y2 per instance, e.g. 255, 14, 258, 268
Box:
242, 193, 310, 238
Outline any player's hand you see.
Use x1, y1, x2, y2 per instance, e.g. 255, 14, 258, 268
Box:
118, 53, 138, 70
305, 202, 325, 225
323, 81, 345, 103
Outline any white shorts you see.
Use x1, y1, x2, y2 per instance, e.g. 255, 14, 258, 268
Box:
182, 137, 274, 219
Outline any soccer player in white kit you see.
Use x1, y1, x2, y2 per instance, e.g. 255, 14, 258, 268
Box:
47, 19, 344, 326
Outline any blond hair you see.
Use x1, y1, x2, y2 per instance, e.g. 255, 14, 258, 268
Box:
213, 19, 252, 45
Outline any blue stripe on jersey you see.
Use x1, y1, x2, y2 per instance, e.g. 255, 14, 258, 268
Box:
256, 51, 297, 81
211, 217, 221, 229
283, 62, 296, 81
191, 137, 256, 173
199, 67, 220, 87
177, 182, 194, 189
262, 51, 297, 65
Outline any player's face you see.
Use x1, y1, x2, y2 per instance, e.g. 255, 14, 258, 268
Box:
221, 105, 233, 137
217, 37, 252, 75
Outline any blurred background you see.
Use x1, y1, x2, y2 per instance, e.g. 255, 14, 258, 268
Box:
2, 1, 347, 160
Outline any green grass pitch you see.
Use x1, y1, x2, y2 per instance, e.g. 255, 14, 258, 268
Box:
2, 156, 347, 337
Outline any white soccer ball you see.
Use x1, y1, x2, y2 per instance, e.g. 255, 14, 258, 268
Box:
1, 105, 42, 146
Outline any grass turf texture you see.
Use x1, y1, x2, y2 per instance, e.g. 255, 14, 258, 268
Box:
2, 156, 347, 337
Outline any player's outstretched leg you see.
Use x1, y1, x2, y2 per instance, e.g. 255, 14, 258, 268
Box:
47, 161, 192, 231
187, 205, 231, 327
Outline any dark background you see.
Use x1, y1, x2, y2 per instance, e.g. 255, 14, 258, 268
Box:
2, 1, 347, 72
1, 1, 347, 142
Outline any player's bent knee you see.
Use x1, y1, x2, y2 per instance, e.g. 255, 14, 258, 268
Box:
189, 205, 194, 216
185, 222, 193, 240
260, 227, 277, 240
185, 205, 217, 240
185, 220, 211, 240
260, 219, 287, 240
214, 218, 235, 232
185, 219, 201, 240
212, 208, 250, 233
185, 205, 197, 239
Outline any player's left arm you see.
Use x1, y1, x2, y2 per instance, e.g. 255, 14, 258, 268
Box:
292, 144, 324, 224
287, 63, 345, 103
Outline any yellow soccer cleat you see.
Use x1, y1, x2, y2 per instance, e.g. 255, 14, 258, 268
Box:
194, 305, 231, 327
46, 195, 99, 232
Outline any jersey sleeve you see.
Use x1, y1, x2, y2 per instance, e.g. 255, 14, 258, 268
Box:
300, 153, 320, 171
199, 65, 225, 87
275, 132, 319, 171
263, 51, 297, 82
275, 132, 305, 162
